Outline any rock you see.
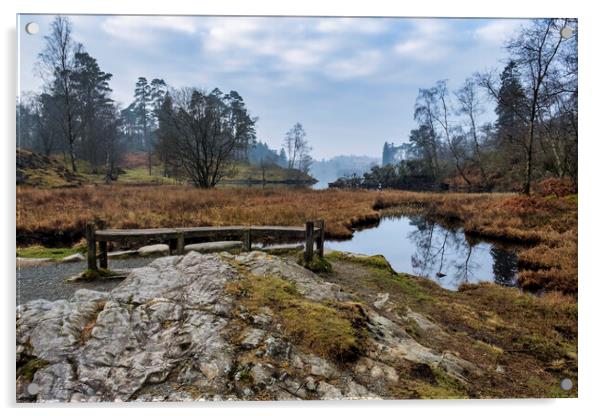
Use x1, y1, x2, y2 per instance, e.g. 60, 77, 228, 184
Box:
16, 250, 479, 402
17, 257, 53, 268
61, 253, 85, 263
316, 381, 343, 400
264, 336, 290, 359
373, 293, 389, 309
184, 241, 243, 254
108, 250, 138, 259
137, 244, 170, 256
240, 328, 265, 349
250, 363, 274, 385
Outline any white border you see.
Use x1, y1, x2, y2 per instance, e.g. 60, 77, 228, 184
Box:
2, 1, 600, 415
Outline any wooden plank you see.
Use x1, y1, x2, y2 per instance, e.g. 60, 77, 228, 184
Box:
85, 222, 97, 271
243, 228, 251, 251
316, 219, 325, 258
176, 232, 185, 255
97, 219, 108, 269
305, 221, 314, 262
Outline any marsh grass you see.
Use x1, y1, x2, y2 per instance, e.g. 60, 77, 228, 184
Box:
16, 186, 577, 294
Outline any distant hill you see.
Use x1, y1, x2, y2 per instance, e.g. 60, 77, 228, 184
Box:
310, 155, 379, 187
17, 149, 87, 188
16, 149, 315, 188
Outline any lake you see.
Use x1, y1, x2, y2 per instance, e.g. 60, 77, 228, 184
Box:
326, 215, 518, 290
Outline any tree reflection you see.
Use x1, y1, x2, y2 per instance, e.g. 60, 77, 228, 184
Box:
490, 246, 518, 286
407, 216, 517, 289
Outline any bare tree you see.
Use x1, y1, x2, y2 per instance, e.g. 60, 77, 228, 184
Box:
455, 76, 489, 187
283, 122, 311, 171
37, 16, 81, 172
158, 88, 256, 188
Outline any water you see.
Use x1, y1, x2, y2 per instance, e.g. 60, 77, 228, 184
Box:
326, 216, 518, 290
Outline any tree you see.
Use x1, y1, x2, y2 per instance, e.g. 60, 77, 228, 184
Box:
37, 16, 81, 172
413, 88, 441, 179
455, 76, 490, 187
283, 122, 311, 171
132, 77, 167, 175
71, 51, 114, 171
157, 87, 257, 188
481, 19, 574, 194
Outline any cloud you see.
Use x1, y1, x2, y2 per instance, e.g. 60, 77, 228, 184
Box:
100, 16, 199, 45
473, 20, 524, 44
315, 17, 390, 34
393, 19, 451, 62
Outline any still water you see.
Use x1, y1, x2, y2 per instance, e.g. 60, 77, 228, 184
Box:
326, 215, 518, 290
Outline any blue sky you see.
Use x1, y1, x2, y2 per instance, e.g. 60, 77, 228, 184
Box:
18, 15, 526, 159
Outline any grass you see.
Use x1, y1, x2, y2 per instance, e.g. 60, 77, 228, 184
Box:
227, 274, 368, 362
16, 243, 86, 259
16, 186, 577, 295
323, 251, 577, 398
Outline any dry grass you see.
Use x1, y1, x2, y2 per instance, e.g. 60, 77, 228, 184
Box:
16, 185, 577, 294
16, 185, 383, 245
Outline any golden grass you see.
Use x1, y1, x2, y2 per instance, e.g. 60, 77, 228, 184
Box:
16, 185, 577, 294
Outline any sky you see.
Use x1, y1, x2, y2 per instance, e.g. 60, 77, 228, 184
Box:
17, 14, 527, 159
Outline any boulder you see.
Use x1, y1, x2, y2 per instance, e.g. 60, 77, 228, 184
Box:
61, 253, 85, 263
16, 251, 479, 403
184, 241, 243, 253
137, 244, 170, 257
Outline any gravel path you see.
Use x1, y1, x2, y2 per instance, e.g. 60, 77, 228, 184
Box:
16, 257, 155, 304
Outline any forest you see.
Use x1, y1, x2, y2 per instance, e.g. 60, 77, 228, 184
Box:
332, 19, 577, 194
17, 16, 313, 188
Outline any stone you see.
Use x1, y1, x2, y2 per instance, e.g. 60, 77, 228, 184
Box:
373, 292, 389, 309
184, 241, 243, 254
61, 253, 85, 263
137, 244, 170, 256
264, 336, 290, 359
240, 328, 265, 349
108, 250, 138, 259
16, 250, 480, 403
316, 381, 343, 400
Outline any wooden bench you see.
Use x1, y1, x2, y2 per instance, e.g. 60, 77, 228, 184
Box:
85, 220, 325, 271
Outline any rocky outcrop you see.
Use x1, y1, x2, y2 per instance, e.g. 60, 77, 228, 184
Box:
16, 251, 480, 402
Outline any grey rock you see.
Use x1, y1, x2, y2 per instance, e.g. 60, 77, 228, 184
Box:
185, 241, 243, 253
316, 381, 343, 400
108, 250, 138, 259
264, 336, 291, 359
61, 253, 85, 263
16, 250, 479, 402
137, 244, 170, 256
373, 292, 389, 309
240, 328, 265, 349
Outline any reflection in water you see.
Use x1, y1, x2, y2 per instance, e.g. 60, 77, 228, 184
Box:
326, 215, 518, 291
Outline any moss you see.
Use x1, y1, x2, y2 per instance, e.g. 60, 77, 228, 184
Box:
297, 254, 333, 273
17, 243, 86, 260
326, 251, 396, 274
80, 268, 118, 280
227, 274, 367, 362
414, 365, 469, 399
16, 358, 50, 382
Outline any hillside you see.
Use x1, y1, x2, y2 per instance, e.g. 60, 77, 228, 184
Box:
16, 150, 316, 188
16, 149, 87, 188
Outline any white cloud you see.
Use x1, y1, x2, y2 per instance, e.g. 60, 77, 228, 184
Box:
101, 16, 199, 45
315, 18, 389, 34
473, 20, 524, 44
393, 19, 451, 62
